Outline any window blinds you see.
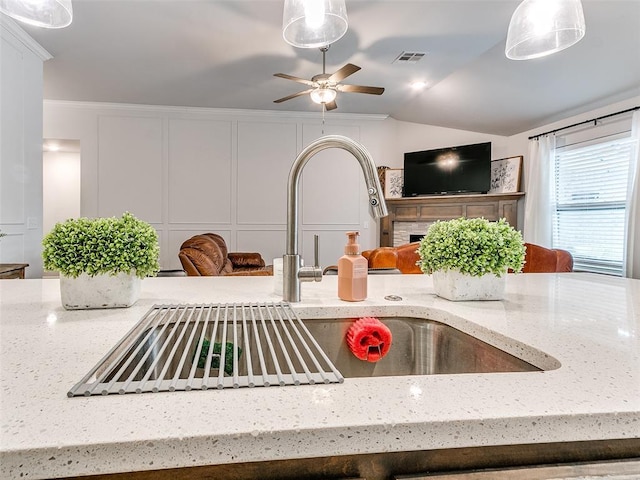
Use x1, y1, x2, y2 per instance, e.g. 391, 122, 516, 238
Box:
553, 136, 634, 276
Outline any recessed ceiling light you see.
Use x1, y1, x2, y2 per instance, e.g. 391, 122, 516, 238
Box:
410, 81, 428, 90
45, 143, 60, 152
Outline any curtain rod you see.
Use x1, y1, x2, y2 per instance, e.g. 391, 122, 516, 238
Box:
528, 106, 639, 140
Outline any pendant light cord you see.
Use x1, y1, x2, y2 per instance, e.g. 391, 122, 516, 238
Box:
322, 103, 326, 135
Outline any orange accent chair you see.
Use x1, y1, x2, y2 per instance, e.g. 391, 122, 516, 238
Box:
179, 233, 272, 276
362, 242, 573, 274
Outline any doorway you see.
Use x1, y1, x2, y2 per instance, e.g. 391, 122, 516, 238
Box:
43, 139, 81, 276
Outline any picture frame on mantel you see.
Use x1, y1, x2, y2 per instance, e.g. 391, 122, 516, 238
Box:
489, 156, 522, 194
385, 169, 403, 198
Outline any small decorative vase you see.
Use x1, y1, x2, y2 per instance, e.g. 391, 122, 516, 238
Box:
431, 270, 506, 301
60, 272, 141, 310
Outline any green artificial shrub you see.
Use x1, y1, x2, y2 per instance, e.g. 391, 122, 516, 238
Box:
42, 212, 159, 278
418, 217, 525, 277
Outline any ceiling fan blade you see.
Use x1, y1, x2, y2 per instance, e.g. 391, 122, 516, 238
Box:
325, 100, 338, 111
273, 73, 315, 87
327, 63, 361, 83
337, 84, 385, 95
274, 89, 314, 103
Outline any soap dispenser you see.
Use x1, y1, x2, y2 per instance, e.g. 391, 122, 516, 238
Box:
338, 231, 368, 302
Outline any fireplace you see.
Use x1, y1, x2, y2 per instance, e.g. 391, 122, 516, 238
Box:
379, 193, 524, 248
393, 222, 433, 246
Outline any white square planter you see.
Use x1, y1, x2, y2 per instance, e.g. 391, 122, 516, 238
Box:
432, 269, 506, 301
60, 272, 141, 310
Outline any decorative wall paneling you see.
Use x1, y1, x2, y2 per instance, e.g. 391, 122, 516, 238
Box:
43, 102, 387, 271
97, 115, 164, 222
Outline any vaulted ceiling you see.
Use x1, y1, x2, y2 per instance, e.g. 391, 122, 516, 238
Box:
21, 0, 640, 136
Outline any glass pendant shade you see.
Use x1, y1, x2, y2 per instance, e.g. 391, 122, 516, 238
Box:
310, 87, 337, 104
0, 0, 72, 28
505, 0, 585, 60
283, 0, 348, 48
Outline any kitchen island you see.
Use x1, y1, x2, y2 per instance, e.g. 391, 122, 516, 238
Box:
1, 273, 639, 479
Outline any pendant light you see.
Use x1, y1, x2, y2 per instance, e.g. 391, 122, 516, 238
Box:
505, 0, 585, 60
282, 0, 348, 48
0, 0, 72, 28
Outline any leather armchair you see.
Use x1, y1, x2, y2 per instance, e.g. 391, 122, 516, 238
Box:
362, 243, 422, 274
521, 243, 573, 273
179, 233, 272, 276
361, 242, 421, 274
362, 247, 396, 268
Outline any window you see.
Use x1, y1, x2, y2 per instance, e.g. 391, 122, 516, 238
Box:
553, 134, 634, 275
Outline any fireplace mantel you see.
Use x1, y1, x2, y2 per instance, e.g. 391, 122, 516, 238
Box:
380, 193, 525, 247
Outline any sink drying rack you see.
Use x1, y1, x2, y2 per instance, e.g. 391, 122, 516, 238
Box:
68, 302, 344, 397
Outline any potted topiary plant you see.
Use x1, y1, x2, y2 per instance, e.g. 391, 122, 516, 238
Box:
42, 212, 160, 310
417, 217, 525, 301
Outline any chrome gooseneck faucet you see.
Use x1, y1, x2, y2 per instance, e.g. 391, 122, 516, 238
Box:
283, 135, 388, 302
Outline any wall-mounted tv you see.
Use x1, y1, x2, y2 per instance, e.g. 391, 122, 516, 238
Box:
403, 142, 491, 196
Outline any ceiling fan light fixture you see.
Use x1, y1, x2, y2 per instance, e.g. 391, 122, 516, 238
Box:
282, 0, 348, 48
310, 87, 337, 104
505, 0, 585, 60
0, 0, 72, 28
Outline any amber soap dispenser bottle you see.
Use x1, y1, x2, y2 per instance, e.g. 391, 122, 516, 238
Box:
338, 231, 368, 302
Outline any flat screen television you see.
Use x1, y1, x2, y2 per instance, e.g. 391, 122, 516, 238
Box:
403, 142, 491, 196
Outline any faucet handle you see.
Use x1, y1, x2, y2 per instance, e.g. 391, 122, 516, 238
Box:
314, 234, 319, 268
298, 235, 323, 283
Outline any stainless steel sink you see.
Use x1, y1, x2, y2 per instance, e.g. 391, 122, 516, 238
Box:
303, 317, 541, 377
69, 303, 543, 397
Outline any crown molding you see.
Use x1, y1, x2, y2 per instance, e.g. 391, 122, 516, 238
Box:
43, 100, 389, 122
0, 16, 52, 61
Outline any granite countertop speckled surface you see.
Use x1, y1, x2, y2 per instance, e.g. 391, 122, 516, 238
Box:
1, 273, 639, 479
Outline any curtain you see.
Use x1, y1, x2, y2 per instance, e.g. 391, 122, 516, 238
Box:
624, 110, 640, 279
523, 135, 556, 247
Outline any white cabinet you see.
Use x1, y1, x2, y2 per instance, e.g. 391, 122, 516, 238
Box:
0, 18, 50, 278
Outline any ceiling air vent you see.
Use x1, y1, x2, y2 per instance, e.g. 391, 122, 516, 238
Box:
393, 51, 427, 64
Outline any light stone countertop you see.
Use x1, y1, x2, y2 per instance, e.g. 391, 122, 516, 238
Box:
1, 273, 639, 479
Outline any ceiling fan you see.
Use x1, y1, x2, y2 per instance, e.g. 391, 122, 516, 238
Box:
273, 46, 384, 111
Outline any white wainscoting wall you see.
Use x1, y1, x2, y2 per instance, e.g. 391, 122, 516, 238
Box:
43, 101, 395, 271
